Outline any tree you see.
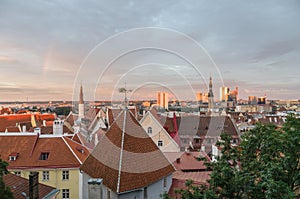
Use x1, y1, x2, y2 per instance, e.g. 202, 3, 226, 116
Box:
164, 115, 300, 199
206, 133, 243, 199
0, 158, 14, 199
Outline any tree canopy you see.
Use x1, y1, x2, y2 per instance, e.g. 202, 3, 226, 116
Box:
0, 158, 14, 199
165, 115, 300, 199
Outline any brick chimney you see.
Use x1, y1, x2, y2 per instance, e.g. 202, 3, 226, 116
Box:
29, 172, 39, 199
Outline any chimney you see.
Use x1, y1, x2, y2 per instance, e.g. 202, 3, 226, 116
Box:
53, 119, 64, 135
88, 178, 103, 199
22, 125, 26, 132
43, 120, 46, 127
29, 172, 39, 199
201, 145, 206, 152
34, 127, 41, 135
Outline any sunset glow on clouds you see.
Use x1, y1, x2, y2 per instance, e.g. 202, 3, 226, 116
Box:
0, 0, 300, 101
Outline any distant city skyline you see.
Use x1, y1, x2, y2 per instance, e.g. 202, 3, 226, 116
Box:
1, 0, 300, 101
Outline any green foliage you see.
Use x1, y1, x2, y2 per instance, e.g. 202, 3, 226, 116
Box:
0, 158, 14, 199
53, 106, 71, 116
164, 115, 300, 199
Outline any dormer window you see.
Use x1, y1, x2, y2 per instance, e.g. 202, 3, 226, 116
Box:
9, 153, 19, 161
158, 140, 163, 147
147, 127, 152, 134
40, 152, 49, 160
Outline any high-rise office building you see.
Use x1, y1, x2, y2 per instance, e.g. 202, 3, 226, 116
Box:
248, 96, 257, 105
220, 86, 230, 101
196, 92, 203, 103
157, 92, 169, 109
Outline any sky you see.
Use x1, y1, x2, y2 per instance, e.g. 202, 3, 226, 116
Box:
0, 0, 300, 102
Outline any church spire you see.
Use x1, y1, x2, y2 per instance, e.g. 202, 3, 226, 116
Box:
208, 75, 214, 110
79, 82, 84, 104
78, 82, 84, 119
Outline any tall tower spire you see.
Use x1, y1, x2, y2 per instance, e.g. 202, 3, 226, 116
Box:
208, 75, 214, 111
79, 82, 84, 119
79, 82, 84, 104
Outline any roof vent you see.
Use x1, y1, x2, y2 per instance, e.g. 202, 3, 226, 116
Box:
76, 147, 85, 153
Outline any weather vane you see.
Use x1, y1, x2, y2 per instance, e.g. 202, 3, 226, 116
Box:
118, 81, 132, 106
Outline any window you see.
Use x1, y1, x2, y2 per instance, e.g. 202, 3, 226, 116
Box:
158, 140, 163, 147
147, 127, 152, 134
9, 156, 17, 161
40, 152, 49, 160
62, 170, 69, 180
14, 171, 21, 176
163, 177, 167, 189
62, 189, 70, 199
9, 153, 19, 161
43, 171, 49, 181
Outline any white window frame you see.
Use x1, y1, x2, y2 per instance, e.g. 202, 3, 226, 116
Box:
42, 171, 49, 181
62, 170, 69, 180
62, 189, 70, 199
147, 127, 152, 134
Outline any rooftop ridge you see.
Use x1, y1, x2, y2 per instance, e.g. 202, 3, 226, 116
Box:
62, 136, 82, 164
117, 108, 127, 193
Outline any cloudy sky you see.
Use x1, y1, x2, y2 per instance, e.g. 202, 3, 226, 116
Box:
0, 0, 299, 102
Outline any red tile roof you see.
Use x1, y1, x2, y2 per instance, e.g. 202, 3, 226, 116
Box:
5, 126, 20, 132
81, 109, 175, 193
172, 171, 211, 184
168, 173, 211, 199
0, 134, 89, 169
65, 112, 78, 126
0, 114, 32, 132
3, 173, 57, 199
107, 107, 136, 126
173, 151, 209, 171
0, 113, 56, 132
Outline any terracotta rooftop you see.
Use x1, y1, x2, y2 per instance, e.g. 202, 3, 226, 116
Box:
0, 134, 89, 169
0, 113, 56, 132
65, 112, 78, 126
106, 107, 136, 126
172, 171, 211, 184
81, 108, 175, 193
172, 151, 210, 171
3, 173, 58, 199
168, 175, 211, 199
5, 126, 20, 132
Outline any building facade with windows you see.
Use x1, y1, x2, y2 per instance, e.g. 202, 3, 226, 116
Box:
0, 133, 89, 199
140, 107, 180, 152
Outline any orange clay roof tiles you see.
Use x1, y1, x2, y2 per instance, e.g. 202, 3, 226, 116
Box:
0, 134, 89, 169
80, 108, 175, 193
